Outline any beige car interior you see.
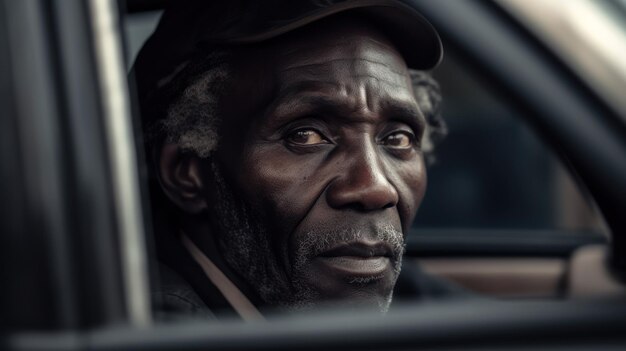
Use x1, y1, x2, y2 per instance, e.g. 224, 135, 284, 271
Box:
418, 244, 626, 299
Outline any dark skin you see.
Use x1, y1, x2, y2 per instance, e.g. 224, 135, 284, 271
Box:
158, 18, 427, 309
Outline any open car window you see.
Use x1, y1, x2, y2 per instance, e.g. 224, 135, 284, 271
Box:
121, 0, 626, 311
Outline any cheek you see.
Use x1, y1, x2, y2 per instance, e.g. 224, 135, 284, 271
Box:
393, 156, 427, 231
236, 144, 329, 239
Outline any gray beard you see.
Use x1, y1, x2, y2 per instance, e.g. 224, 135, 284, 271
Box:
210, 162, 405, 313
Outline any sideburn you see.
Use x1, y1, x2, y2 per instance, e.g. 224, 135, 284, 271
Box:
203, 158, 298, 307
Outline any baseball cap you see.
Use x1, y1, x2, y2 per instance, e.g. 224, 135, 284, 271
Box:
132, 0, 443, 109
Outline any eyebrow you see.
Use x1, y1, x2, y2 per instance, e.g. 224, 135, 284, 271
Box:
265, 84, 425, 131
382, 101, 426, 131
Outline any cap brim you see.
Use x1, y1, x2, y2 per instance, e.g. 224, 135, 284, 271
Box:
212, 0, 443, 70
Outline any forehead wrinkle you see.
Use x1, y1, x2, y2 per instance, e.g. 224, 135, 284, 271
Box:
345, 74, 409, 90
279, 60, 410, 99
267, 81, 344, 120
281, 57, 406, 77
266, 81, 419, 128
269, 65, 416, 122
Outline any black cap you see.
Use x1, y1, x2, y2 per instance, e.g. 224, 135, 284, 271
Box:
133, 0, 443, 115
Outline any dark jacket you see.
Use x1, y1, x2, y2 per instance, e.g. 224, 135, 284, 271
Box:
152, 253, 471, 321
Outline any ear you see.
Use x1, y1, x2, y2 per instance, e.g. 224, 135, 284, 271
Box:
156, 143, 208, 214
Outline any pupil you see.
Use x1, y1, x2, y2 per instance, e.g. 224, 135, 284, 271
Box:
293, 130, 313, 143
388, 133, 409, 147
299, 131, 310, 139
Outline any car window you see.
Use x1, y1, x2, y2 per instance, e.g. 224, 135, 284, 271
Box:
415, 48, 606, 232
121, 4, 610, 310
124, 10, 161, 68
123, 10, 606, 235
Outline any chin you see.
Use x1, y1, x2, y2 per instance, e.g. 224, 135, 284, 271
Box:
287, 259, 400, 313
288, 289, 395, 314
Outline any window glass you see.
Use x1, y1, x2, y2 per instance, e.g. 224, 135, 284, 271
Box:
124, 10, 161, 69
414, 48, 606, 232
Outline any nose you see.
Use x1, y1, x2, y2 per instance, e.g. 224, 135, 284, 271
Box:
326, 145, 399, 211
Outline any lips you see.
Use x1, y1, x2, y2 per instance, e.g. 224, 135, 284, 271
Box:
319, 241, 392, 259
314, 241, 394, 281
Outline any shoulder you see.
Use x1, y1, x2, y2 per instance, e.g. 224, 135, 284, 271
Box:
152, 263, 217, 321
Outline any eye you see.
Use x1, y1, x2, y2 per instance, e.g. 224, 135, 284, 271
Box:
286, 129, 329, 146
381, 131, 415, 149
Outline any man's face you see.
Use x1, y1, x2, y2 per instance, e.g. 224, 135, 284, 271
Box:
212, 18, 427, 311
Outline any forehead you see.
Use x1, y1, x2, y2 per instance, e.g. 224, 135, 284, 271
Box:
282, 39, 410, 87
270, 21, 416, 108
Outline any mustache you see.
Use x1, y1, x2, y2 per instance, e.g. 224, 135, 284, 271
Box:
293, 223, 406, 272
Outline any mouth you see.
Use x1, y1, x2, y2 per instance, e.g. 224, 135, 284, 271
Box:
314, 241, 394, 281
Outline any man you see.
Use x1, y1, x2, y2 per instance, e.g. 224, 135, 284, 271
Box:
133, 0, 450, 321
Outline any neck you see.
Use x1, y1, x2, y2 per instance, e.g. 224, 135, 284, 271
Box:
179, 217, 264, 307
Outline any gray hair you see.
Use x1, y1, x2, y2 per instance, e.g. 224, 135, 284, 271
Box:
154, 51, 446, 161
151, 52, 231, 158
